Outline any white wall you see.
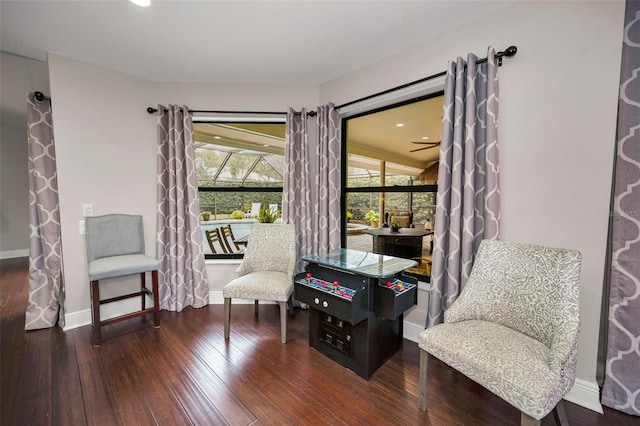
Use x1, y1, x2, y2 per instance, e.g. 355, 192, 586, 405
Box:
321, 0, 625, 411
0, 52, 50, 257
47, 54, 319, 320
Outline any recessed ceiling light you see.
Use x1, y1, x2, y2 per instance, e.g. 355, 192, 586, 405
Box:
129, 0, 151, 7
421, 136, 430, 140
396, 123, 404, 127
213, 136, 221, 139
263, 144, 270, 147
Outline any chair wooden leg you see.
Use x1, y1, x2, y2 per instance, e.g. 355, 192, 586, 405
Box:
224, 298, 231, 339
90, 280, 101, 347
140, 272, 146, 311
151, 270, 160, 328
254, 300, 259, 316
418, 349, 429, 410
552, 399, 569, 426
279, 301, 287, 344
521, 412, 540, 426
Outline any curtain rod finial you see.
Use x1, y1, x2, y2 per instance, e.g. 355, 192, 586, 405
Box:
147, 107, 158, 114
504, 46, 517, 58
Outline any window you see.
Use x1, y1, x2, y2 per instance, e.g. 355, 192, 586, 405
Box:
342, 94, 443, 272
194, 122, 285, 259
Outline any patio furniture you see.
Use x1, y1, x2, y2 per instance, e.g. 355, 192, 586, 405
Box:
85, 214, 160, 347
223, 224, 296, 344
269, 203, 278, 217
219, 224, 245, 253
418, 239, 582, 425
205, 228, 228, 254
245, 202, 261, 218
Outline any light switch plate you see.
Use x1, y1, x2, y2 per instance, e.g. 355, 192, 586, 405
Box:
82, 204, 94, 217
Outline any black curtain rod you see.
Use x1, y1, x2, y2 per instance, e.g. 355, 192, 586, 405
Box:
146, 45, 517, 117
146, 106, 316, 117
335, 45, 517, 110
34, 91, 51, 103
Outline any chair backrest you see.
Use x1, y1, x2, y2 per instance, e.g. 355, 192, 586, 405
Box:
239, 223, 296, 276
269, 204, 278, 217
205, 228, 228, 254
390, 211, 413, 228
445, 239, 582, 349
85, 214, 145, 262
219, 224, 242, 253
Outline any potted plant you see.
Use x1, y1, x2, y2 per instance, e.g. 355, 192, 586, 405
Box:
346, 211, 354, 222
200, 211, 211, 221
364, 210, 380, 228
390, 219, 401, 232
257, 204, 277, 223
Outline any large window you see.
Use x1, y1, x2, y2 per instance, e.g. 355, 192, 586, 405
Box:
194, 122, 285, 259
343, 94, 443, 272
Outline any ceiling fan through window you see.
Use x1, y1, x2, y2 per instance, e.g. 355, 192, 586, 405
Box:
409, 141, 441, 153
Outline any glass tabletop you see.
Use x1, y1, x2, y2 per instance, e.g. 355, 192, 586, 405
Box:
302, 248, 417, 278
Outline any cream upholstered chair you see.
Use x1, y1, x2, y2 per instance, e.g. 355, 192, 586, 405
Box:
223, 223, 296, 344
418, 240, 582, 426
85, 214, 160, 347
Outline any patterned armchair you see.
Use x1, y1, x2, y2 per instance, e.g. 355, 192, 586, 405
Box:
418, 240, 582, 425
223, 223, 296, 343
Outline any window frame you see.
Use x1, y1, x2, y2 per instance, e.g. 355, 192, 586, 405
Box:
194, 118, 285, 260
340, 92, 443, 247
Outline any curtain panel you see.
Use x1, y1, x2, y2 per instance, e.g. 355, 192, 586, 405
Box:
25, 92, 65, 330
600, 0, 640, 416
427, 48, 500, 328
156, 104, 209, 311
283, 104, 341, 273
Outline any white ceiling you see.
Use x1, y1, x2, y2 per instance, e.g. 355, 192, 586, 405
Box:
0, 0, 513, 85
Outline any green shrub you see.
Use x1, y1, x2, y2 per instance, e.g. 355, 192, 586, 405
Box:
231, 210, 245, 219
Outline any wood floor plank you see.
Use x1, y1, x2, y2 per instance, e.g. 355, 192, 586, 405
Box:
51, 326, 87, 426
95, 324, 158, 426
72, 326, 122, 426
154, 315, 257, 425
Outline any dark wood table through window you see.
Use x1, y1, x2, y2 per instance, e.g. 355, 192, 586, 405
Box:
362, 227, 433, 261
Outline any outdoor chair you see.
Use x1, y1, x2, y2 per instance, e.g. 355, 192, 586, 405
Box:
85, 214, 160, 347
418, 239, 582, 425
205, 228, 228, 254
223, 223, 296, 343
245, 202, 261, 218
220, 224, 245, 253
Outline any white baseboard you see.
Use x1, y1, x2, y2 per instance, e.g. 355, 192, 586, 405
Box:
402, 318, 423, 343
564, 378, 603, 414
63, 296, 154, 331
0, 249, 28, 259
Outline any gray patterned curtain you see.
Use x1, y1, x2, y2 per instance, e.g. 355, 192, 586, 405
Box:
427, 48, 500, 327
156, 104, 209, 311
283, 104, 341, 273
25, 92, 65, 330
600, 0, 640, 416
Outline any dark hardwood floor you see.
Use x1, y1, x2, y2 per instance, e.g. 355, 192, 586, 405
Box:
1, 257, 635, 425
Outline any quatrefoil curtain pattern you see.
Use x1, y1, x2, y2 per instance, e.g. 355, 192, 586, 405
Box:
25, 92, 65, 330
600, 0, 640, 416
427, 47, 501, 327
156, 105, 209, 311
283, 104, 341, 273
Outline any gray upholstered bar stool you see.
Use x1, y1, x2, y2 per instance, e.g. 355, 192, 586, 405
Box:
85, 214, 160, 347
